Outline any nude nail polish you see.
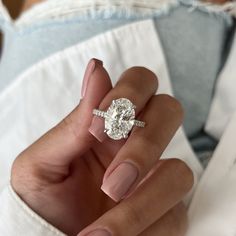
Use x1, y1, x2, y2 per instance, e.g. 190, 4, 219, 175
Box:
101, 162, 139, 202
85, 229, 111, 236
88, 116, 107, 142
81, 58, 103, 99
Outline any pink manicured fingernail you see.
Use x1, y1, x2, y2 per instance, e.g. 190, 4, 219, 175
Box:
101, 162, 138, 202
85, 229, 111, 236
89, 116, 107, 142
81, 58, 103, 98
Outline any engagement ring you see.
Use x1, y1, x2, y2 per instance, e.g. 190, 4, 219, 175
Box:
93, 98, 145, 140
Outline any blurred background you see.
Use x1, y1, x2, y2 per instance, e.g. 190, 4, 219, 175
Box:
0, 0, 43, 54
0, 0, 230, 57
1, 0, 229, 20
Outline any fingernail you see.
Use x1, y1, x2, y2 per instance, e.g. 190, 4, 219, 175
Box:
85, 229, 111, 236
81, 58, 103, 99
101, 162, 138, 202
89, 116, 107, 142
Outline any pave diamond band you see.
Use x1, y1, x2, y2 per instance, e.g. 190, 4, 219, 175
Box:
133, 120, 146, 128
92, 98, 146, 140
92, 109, 106, 119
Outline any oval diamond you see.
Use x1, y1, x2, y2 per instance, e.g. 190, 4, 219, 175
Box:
104, 98, 135, 140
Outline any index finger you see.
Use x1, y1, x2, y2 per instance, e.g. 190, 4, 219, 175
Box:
16, 59, 112, 168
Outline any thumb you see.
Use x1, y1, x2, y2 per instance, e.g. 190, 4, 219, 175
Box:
15, 58, 112, 170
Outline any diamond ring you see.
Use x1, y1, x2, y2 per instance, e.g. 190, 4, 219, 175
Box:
92, 98, 145, 140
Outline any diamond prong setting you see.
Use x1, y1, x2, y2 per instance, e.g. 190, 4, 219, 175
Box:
104, 98, 135, 140
93, 98, 145, 140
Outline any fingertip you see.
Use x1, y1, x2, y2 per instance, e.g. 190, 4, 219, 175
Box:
88, 117, 107, 143
101, 162, 139, 202
83, 60, 112, 103
78, 229, 111, 236
101, 184, 120, 203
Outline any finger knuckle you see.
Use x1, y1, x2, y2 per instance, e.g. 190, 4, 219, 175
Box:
11, 153, 39, 195
60, 113, 74, 132
58, 113, 81, 142
124, 202, 144, 226
139, 136, 162, 163
117, 83, 140, 101
126, 136, 162, 171
58, 116, 74, 138
11, 155, 23, 184
168, 203, 188, 235
157, 94, 184, 119
170, 158, 194, 192
124, 66, 159, 90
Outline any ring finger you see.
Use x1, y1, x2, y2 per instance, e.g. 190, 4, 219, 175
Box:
101, 94, 184, 202
88, 66, 158, 143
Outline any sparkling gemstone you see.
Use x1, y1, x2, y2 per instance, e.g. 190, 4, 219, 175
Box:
104, 98, 135, 140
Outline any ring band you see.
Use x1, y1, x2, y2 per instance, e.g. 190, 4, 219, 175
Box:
92, 98, 145, 140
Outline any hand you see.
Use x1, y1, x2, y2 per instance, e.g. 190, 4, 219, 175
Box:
11, 59, 193, 236
205, 0, 229, 3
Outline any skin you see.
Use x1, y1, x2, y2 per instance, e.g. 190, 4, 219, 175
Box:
204, 0, 230, 3
11, 60, 194, 236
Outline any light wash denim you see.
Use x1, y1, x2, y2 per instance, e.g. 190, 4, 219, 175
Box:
0, 0, 235, 165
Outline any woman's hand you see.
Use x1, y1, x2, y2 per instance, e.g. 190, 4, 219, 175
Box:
11, 59, 193, 236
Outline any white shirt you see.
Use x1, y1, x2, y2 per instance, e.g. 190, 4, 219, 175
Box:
0, 5, 236, 236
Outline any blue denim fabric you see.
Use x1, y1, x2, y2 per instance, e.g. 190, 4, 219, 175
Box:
0, 1, 235, 164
